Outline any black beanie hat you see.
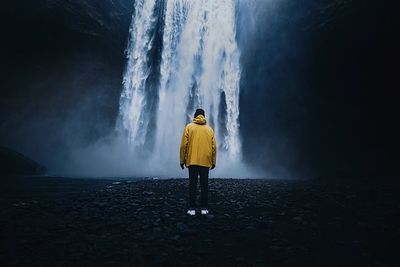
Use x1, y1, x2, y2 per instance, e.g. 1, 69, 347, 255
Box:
194, 108, 205, 118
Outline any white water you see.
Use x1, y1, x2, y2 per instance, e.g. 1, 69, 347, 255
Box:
119, 0, 157, 146
119, 0, 246, 177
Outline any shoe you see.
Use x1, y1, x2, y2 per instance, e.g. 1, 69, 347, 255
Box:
201, 209, 209, 215
187, 209, 196, 216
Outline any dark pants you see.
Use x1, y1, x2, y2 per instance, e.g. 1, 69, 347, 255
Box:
188, 165, 209, 208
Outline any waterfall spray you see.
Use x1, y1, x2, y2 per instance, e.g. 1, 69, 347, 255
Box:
119, 0, 243, 176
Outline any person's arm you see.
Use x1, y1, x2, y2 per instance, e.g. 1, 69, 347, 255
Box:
211, 133, 216, 169
179, 126, 189, 168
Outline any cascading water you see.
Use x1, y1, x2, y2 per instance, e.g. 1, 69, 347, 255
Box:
119, 0, 243, 175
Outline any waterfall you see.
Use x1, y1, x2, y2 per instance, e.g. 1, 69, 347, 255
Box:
119, 0, 242, 172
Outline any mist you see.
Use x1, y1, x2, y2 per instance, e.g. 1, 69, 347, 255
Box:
0, 0, 339, 179
1, 0, 397, 179
72, 0, 280, 178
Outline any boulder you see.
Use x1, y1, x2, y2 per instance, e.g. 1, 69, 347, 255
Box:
0, 147, 46, 175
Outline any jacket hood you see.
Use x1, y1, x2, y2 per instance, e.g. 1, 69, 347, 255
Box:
193, 115, 207, 125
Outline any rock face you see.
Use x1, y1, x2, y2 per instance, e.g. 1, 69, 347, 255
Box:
0, 147, 46, 175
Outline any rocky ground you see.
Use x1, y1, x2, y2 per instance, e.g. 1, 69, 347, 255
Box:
0, 176, 399, 266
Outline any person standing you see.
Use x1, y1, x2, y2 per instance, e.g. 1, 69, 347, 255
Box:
180, 108, 216, 215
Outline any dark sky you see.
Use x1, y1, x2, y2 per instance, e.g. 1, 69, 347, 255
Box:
0, 0, 398, 178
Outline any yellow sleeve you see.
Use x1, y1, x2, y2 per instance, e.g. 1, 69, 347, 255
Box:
179, 126, 189, 165
212, 133, 216, 166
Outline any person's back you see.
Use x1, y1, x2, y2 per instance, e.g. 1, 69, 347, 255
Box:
180, 114, 216, 168
180, 109, 216, 215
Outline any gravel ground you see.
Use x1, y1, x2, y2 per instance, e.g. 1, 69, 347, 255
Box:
0, 176, 399, 266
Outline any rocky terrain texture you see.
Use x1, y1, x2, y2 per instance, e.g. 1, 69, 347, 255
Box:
1, 176, 399, 266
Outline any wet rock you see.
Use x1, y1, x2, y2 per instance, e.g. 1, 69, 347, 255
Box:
176, 222, 188, 232
152, 227, 162, 232
206, 214, 215, 219
292, 216, 302, 221
1, 177, 399, 266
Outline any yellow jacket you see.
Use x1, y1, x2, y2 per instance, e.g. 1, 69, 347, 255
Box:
180, 115, 216, 168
